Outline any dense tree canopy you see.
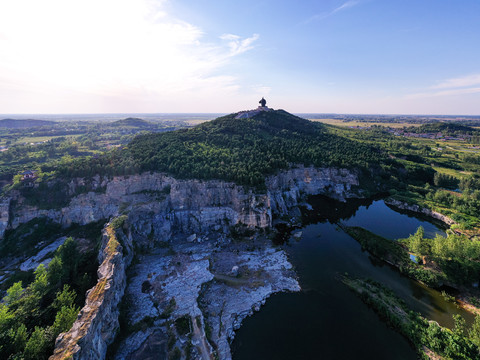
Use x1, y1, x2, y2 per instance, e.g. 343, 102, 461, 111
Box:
0, 237, 94, 359
59, 110, 384, 187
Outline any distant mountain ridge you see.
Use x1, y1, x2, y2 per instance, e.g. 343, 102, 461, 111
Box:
0, 119, 57, 128
109, 117, 153, 127
407, 122, 479, 135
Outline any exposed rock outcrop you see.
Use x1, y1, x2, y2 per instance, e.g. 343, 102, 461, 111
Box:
7, 173, 269, 236
50, 218, 133, 360
0, 197, 10, 239
267, 166, 360, 216
199, 245, 300, 360
114, 237, 300, 360
4, 167, 360, 241
384, 199, 456, 226
14, 166, 360, 360
20, 236, 67, 271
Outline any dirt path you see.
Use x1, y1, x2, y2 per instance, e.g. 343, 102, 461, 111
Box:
191, 315, 214, 360
213, 273, 250, 286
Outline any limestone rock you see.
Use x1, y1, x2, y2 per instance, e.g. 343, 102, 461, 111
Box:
50, 220, 133, 360
20, 236, 67, 271
0, 197, 10, 239
12, 166, 362, 359
385, 199, 456, 226
5, 166, 361, 240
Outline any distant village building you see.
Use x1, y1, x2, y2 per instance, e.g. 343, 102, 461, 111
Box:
21, 170, 37, 187
21, 170, 36, 180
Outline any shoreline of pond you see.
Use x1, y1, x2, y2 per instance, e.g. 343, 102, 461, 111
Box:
232, 198, 477, 360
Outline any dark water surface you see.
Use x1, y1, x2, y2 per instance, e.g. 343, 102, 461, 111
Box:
232, 199, 473, 360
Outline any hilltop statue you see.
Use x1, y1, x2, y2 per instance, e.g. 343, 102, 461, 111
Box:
235, 97, 271, 119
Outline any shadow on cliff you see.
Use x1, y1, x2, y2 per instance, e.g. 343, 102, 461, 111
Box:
273, 194, 384, 245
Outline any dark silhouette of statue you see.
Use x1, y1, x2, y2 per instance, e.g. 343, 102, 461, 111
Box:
259, 97, 267, 107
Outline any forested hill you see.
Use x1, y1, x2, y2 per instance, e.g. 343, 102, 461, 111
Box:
406, 122, 479, 135
110, 117, 152, 127
0, 119, 57, 128
58, 109, 384, 187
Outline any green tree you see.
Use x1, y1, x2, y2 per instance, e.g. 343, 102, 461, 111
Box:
0, 304, 14, 329
469, 314, 480, 347
31, 264, 48, 296
23, 326, 51, 360
409, 227, 429, 256
453, 314, 466, 337
51, 305, 79, 338
46, 256, 64, 290
52, 285, 76, 310
0, 304, 15, 357
57, 237, 79, 283
3, 281, 23, 306
431, 234, 448, 259
434, 172, 459, 189
11, 323, 28, 353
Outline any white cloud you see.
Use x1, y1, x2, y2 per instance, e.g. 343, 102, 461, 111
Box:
305, 1, 360, 23
406, 87, 480, 100
431, 73, 480, 89
405, 73, 480, 100
220, 33, 260, 56
0, 0, 259, 112
331, 1, 360, 15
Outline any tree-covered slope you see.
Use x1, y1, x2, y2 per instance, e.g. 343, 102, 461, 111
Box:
406, 122, 479, 135
110, 118, 152, 127
55, 110, 384, 187
0, 119, 57, 128
125, 110, 383, 186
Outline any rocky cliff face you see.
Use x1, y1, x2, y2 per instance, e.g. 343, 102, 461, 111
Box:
0, 197, 10, 239
384, 199, 456, 226
50, 218, 133, 360
113, 234, 300, 360
266, 166, 360, 215
6, 166, 361, 360
2, 166, 361, 242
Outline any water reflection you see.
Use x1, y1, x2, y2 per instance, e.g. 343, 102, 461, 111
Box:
232, 197, 473, 360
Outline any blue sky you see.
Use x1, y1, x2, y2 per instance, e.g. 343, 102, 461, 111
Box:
1, 0, 479, 114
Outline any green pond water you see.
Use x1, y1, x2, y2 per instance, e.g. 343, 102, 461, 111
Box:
232, 197, 474, 360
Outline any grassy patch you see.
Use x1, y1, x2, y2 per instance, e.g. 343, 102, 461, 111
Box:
343, 277, 479, 360
342, 225, 444, 287
432, 166, 470, 179
89, 278, 107, 303
110, 215, 128, 230
342, 225, 408, 264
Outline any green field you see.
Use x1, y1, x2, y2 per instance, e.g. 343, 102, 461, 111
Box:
432, 166, 472, 179
310, 118, 422, 128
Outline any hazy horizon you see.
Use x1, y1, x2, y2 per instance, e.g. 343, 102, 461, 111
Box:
2, 111, 480, 117
1, 0, 480, 114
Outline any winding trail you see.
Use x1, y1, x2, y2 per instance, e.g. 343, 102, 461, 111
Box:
191, 315, 214, 360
